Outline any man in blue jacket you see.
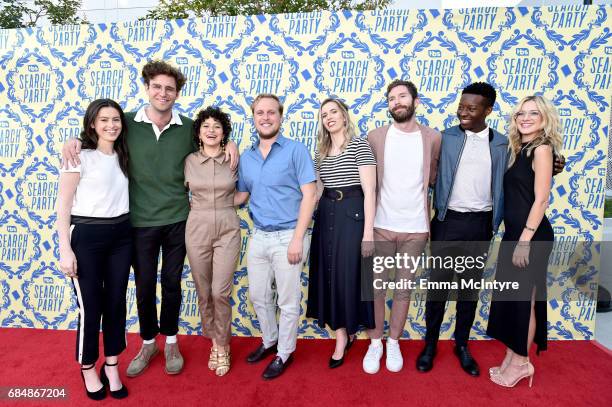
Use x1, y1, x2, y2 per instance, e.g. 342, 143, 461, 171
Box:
417, 82, 505, 377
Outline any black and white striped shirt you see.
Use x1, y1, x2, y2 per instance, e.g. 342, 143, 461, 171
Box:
316, 137, 376, 188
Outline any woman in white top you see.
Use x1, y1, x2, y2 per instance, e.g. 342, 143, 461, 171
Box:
57, 99, 131, 401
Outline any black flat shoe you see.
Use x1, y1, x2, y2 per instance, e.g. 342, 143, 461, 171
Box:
416, 343, 437, 373
329, 355, 344, 369
100, 362, 128, 399
454, 345, 480, 377
80, 364, 106, 401
246, 343, 277, 364
329, 336, 355, 369
262, 355, 293, 380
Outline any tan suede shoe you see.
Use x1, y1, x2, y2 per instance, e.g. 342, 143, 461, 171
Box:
126, 342, 159, 377
164, 343, 184, 375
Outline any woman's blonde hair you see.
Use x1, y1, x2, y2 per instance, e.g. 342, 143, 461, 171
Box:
317, 98, 357, 159
508, 95, 563, 167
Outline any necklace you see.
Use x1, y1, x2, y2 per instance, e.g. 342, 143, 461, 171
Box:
520, 140, 534, 153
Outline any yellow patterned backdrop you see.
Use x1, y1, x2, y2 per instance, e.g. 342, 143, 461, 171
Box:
0, 5, 610, 341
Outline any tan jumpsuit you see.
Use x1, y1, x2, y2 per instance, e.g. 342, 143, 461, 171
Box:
185, 151, 240, 345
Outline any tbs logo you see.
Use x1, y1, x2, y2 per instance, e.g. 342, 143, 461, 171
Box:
43, 276, 54, 284
558, 108, 571, 117
36, 173, 48, 181
99, 61, 111, 69
428, 50, 441, 58
175, 57, 188, 65
342, 51, 355, 59
605, 46, 612, 55
257, 54, 270, 62
301, 112, 314, 120
515, 48, 529, 56
68, 118, 79, 126
6, 226, 17, 233
0, 121, 9, 128
28, 65, 39, 72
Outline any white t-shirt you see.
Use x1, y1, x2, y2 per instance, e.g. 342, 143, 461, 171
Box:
374, 125, 428, 233
60, 149, 129, 218
448, 127, 493, 212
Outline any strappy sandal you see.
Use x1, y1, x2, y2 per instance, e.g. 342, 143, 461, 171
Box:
208, 347, 218, 370
491, 361, 534, 388
489, 349, 512, 376
215, 351, 231, 377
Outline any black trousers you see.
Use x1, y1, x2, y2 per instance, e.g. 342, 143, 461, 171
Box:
71, 219, 132, 365
132, 221, 186, 340
425, 210, 493, 347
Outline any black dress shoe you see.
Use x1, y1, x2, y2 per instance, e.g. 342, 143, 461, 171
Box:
246, 343, 277, 364
262, 355, 293, 380
416, 343, 437, 372
329, 336, 355, 369
454, 345, 480, 377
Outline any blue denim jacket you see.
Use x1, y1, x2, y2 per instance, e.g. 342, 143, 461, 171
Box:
433, 125, 509, 233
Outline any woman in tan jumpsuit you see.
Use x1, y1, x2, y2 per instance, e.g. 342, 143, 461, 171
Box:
185, 106, 240, 376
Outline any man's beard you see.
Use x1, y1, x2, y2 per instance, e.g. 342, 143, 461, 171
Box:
389, 102, 415, 123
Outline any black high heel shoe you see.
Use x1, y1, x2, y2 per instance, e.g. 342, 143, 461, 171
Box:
329, 335, 355, 369
100, 362, 128, 399
80, 364, 106, 401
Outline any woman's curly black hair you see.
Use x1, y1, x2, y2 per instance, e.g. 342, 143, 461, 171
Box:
192, 106, 232, 148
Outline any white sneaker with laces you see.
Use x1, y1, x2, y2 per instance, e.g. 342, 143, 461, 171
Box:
385, 340, 404, 372
362, 343, 384, 374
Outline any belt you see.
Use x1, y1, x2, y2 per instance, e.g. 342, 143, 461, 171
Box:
323, 186, 364, 201
255, 225, 294, 232
71, 213, 130, 225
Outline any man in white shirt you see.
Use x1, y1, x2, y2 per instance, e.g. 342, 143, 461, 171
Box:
417, 82, 503, 377
363, 80, 441, 374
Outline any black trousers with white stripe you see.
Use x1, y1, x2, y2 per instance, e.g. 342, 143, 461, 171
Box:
70, 218, 132, 365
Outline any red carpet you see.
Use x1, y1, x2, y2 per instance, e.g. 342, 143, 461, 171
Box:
2, 328, 611, 406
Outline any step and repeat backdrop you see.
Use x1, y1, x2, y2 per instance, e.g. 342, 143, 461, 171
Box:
0, 5, 610, 340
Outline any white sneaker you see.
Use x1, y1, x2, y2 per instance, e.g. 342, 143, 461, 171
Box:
362, 343, 384, 374
385, 340, 404, 372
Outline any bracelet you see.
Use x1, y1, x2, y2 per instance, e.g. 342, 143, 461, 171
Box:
524, 225, 536, 232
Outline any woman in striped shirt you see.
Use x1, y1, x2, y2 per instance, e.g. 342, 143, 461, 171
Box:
306, 98, 376, 368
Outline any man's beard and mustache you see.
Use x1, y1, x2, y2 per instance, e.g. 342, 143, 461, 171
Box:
389, 102, 416, 123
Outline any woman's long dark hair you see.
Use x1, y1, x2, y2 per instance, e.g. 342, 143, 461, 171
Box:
81, 99, 129, 176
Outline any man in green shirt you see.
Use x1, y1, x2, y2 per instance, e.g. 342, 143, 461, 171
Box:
63, 61, 238, 380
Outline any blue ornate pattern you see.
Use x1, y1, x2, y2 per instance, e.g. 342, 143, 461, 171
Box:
0, 6, 609, 341
442, 7, 516, 52
314, 33, 385, 112
531, 5, 607, 51
109, 20, 173, 62
36, 25, 98, 67
487, 29, 560, 106
6, 48, 66, 121
399, 31, 471, 113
